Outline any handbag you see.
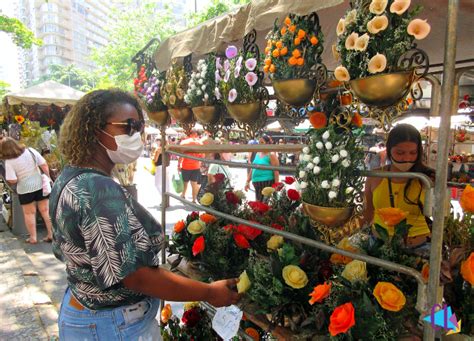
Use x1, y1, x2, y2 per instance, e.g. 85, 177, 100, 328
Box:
172, 173, 184, 194
28, 148, 52, 196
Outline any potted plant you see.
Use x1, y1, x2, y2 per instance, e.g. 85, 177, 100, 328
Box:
161, 63, 192, 123
185, 55, 219, 125
333, 0, 431, 107
216, 45, 265, 124
135, 66, 169, 126
264, 13, 325, 107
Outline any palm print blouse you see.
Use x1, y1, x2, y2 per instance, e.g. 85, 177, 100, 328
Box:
50, 166, 163, 310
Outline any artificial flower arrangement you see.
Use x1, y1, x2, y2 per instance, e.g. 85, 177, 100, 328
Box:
333, 0, 431, 81
199, 171, 244, 215
161, 63, 188, 108
184, 55, 217, 108
263, 14, 324, 79
216, 45, 262, 106
135, 66, 168, 113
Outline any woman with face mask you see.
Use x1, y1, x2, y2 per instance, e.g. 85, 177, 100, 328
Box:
50, 90, 239, 340
363, 124, 435, 248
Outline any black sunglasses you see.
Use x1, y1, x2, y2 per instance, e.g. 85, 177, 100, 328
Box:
106, 118, 144, 136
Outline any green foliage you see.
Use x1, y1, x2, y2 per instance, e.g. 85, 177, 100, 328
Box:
186, 0, 250, 28
91, 1, 175, 90
31, 64, 97, 92
0, 14, 42, 48
0, 81, 10, 100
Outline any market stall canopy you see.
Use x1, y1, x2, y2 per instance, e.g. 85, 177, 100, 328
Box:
5, 80, 85, 107
153, 0, 474, 72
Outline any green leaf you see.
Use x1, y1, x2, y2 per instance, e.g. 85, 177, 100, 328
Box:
375, 224, 390, 243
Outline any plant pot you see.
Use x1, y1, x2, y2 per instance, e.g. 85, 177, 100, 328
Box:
272, 78, 317, 107
302, 202, 354, 227
225, 101, 262, 124
148, 110, 169, 126
168, 107, 192, 123
192, 105, 219, 124
349, 71, 414, 107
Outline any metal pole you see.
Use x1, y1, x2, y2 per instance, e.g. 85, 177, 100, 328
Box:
160, 125, 167, 265
425, 0, 459, 339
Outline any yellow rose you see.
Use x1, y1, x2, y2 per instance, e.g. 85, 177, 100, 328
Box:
237, 270, 251, 294
187, 220, 206, 234
161, 303, 172, 324
373, 282, 406, 312
199, 192, 214, 206
262, 187, 275, 197
282, 265, 308, 289
341, 260, 368, 283
267, 235, 284, 251
184, 301, 200, 311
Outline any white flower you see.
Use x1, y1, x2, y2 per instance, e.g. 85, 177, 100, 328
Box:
198, 79, 204, 85
342, 159, 351, 168
340, 150, 348, 158
328, 191, 337, 200
196, 90, 202, 96
306, 162, 314, 170
300, 182, 308, 189
204, 93, 209, 100
303, 154, 311, 162
316, 142, 324, 150
313, 166, 321, 174
299, 153, 305, 161
331, 154, 340, 163
299, 170, 306, 178
313, 156, 320, 165
201, 85, 206, 91
346, 187, 354, 194
344, 9, 357, 26
321, 180, 330, 189
322, 130, 330, 140
302, 146, 310, 154
191, 84, 196, 90
332, 179, 341, 187
325, 142, 333, 150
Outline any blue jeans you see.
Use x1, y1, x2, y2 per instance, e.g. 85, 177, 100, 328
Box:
59, 288, 161, 340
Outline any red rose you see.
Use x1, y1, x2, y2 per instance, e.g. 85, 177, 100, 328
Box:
287, 189, 301, 201
271, 182, 284, 191
182, 307, 202, 328
237, 224, 262, 240
192, 236, 205, 256
248, 201, 270, 215
284, 176, 295, 185
271, 223, 284, 231
214, 173, 226, 184
328, 302, 356, 336
234, 233, 250, 249
223, 224, 236, 232
225, 191, 240, 205
319, 260, 334, 281
190, 211, 199, 220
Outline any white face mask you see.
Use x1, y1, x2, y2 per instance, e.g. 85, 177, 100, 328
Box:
391, 160, 415, 172
100, 130, 143, 164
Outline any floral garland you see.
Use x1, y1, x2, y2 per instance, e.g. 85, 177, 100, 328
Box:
184, 55, 217, 107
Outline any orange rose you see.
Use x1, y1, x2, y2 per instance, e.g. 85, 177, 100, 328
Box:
294, 37, 301, 45
14, 115, 25, 124
310, 36, 318, 45
269, 64, 276, 73
289, 25, 296, 33
272, 49, 280, 58
245, 327, 260, 341
161, 303, 172, 324
174, 220, 186, 233
292, 49, 301, 58
309, 111, 327, 129
280, 26, 287, 35
275, 41, 283, 49
352, 112, 363, 127
296, 58, 304, 66
284, 16, 291, 26
280, 47, 288, 56
200, 213, 217, 224
460, 184, 474, 213
328, 302, 356, 336
263, 65, 270, 73
309, 282, 332, 305
330, 238, 359, 265
460, 252, 474, 286
376, 207, 408, 226
421, 263, 429, 283
373, 282, 406, 312
297, 29, 306, 39
288, 57, 297, 66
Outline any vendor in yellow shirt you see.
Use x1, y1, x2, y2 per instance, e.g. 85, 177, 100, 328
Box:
363, 124, 434, 247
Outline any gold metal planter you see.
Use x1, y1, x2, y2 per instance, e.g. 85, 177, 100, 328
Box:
272, 78, 317, 107
168, 107, 192, 123
192, 105, 219, 125
302, 202, 354, 228
147, 110, 169, 126
225, 101, 262, 124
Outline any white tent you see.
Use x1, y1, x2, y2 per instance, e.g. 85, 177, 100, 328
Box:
5, 80, 85, 107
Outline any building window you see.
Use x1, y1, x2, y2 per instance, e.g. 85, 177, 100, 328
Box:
40, 3, 58, 12
42, 14, 58, 24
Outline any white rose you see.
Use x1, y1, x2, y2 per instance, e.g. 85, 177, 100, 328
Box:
328, 191, 337, 200
191, 84, 196, 90
300, 181, 308, 189
306, 162, 314, 170
313, 156, 320, 165
196, 90, 202, 96
346, 187, 354, 194
322, 130, 330, 140
340, 150, 348, 158
316, 142, 324, 150
342, 159, 351, 168
204, 93, 209, 100
321, 180, 330, 189
325, 142, 333, 150
331, 154, 340, 163
313, 166, 321, 174
299, 170, 306, 178
303, 154, 311, 162
198, 79, 204, 85
201, 85, 206, 91
332, 179, 341, 187
299, 153, 304, 161
302, 146, 310, 154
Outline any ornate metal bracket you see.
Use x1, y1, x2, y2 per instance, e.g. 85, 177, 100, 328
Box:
183, 54, 193, 76
397, 48, 429, 101
131, 37, 160, 72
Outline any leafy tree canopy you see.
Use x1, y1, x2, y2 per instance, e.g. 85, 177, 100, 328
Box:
0, 81, 10, 100
186, 0, 250, 28
30, 64, 98, 92
0, 14, 42, 48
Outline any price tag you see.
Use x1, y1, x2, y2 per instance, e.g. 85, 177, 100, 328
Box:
212, 305, 243, 340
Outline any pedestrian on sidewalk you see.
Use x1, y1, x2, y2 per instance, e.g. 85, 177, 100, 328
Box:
0, 137, 53, 244
52, 89, 239, 340
177, 129, 204, 203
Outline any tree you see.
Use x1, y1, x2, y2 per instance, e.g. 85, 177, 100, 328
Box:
0, 14, 42, 48
30, 64, 98, 92
186, 0, 251, 28
0, 81, 10, 99
90, 1, 176, 90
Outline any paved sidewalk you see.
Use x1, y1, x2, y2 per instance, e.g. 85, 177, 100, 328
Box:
0, 228, 58, 340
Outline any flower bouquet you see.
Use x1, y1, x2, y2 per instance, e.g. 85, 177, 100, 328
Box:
199, 172, 244, 216
161, 63, 192, 123
216, 45, 265, 124
264, 13, 325, 107
135, 66, 169, 126
185, 55, 219, 125
296, 122, 365, 228
333, 0, 431, 108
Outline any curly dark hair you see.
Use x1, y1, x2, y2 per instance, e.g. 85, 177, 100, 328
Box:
59, 89, 143, 165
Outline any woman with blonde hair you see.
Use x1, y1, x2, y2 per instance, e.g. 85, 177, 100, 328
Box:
0, 137, 53, 244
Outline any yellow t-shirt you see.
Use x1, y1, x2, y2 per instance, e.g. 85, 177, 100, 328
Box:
372, 178, 430, 237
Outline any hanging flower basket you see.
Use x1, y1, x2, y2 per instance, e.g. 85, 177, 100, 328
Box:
225, 101, 262, 124
272, 79, 317, 107
302, 202, 354, 227
148, 110, 169, 126
168, 107, 192, 123
191, 105, 219, 125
